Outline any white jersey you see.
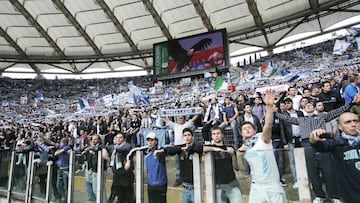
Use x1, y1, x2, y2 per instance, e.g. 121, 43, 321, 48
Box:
245, 134, 286, 203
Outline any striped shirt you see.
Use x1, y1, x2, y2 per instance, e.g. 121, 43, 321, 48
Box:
276, 104, 350, 140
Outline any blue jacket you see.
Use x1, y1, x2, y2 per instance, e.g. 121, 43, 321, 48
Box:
145, 147, 167, 186
56, 145, 71, 168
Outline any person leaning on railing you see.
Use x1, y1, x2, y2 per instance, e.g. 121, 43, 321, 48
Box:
103, 132, 134, 203
54, 138, 72, 203
310, 112, 360, 203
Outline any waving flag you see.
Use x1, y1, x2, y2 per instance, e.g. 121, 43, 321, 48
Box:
333, 39, 351, 55
281, 69, 290, 76
214, 77, 228, 91
229, 66, 248, 84
78, 98, 90, 109
128, 81, 151, 106
260, 61, 277, 77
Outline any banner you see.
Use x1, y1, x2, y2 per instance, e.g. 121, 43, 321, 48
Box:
103, 94, 113, 106
255, 84, 289, 94
160, 107, 203, 117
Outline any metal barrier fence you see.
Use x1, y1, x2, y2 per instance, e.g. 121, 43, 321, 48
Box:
0, 145, 356, 203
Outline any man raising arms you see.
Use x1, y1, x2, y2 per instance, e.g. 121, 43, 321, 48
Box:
238, 90, 286, 203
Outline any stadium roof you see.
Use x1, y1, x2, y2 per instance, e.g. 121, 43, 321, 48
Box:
0, 0, 360, 77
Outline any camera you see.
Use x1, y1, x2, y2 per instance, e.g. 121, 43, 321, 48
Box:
319, 133, 332, 139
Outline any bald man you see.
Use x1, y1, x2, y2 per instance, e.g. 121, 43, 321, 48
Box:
310, 112, 360, 203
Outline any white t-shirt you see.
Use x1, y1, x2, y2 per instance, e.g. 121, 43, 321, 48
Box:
245, 134, 286, 203
166, 121, 194, 145
245, 134, 281, 185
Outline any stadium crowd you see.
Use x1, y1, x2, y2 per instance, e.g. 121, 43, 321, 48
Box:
1, 36, 360, 203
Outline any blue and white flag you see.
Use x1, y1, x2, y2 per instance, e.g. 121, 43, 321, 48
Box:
128, 81, 151, 106
333, 39, 351, 55
281, 69, 290, 76
356, 37, 360, 51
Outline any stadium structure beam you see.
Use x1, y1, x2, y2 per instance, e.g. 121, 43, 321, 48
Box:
229, 0, 360, 41
4, 68, 147, 75
44, 63, 74, 73
1, 0, 359, 66
95, 0, 149, 68
0, 51, 153, 64
9, 0, 66, 58
0, 62, 17, 72
190, 0, 214, 31
309, 0, 324, 33
0, 26, 42, 76
52, 0, 113, 71
141, 0, 173, 40
229, 40, 265, 48
328, 8, 360, 13
272, 15, 311, 46
245, 0, 270, 47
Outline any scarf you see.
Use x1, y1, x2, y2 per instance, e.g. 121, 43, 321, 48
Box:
243, 134, 260, 149
341, 133, 360, 146
203, 104, 221, 123
110, 142, 126, 168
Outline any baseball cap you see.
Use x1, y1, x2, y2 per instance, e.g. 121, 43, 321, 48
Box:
146, 132, 157, 140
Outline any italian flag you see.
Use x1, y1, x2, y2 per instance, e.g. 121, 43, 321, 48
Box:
260, 61, 277, 76
214, 77, 228, 91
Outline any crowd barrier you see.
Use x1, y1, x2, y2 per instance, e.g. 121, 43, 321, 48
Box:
2, 145, 346, 203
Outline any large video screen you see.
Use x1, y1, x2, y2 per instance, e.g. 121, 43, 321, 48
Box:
153, 29, 229, 77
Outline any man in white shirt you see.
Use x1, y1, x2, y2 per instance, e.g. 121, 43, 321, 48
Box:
287, 87, 302, 110
238, 90, 286, 203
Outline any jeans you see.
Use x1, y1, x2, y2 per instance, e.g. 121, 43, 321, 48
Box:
92, 171, 107, 202
56, 168, 69, 202
219, 120, 239, 147
215, 180, 243, 203
287, 143, 297, 182
85, 181, 96, 202
182, 186, 194, 203
302, 140, 339, 199
85, 169, 96, 202
272, 140, 285, 177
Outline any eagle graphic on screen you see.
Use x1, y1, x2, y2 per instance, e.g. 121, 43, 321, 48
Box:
168, 38, 212, 73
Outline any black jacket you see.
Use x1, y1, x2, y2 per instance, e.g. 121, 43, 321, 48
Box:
279, 110, 304, 145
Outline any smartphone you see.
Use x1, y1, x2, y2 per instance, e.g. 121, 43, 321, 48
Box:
319, 133, 332, 139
